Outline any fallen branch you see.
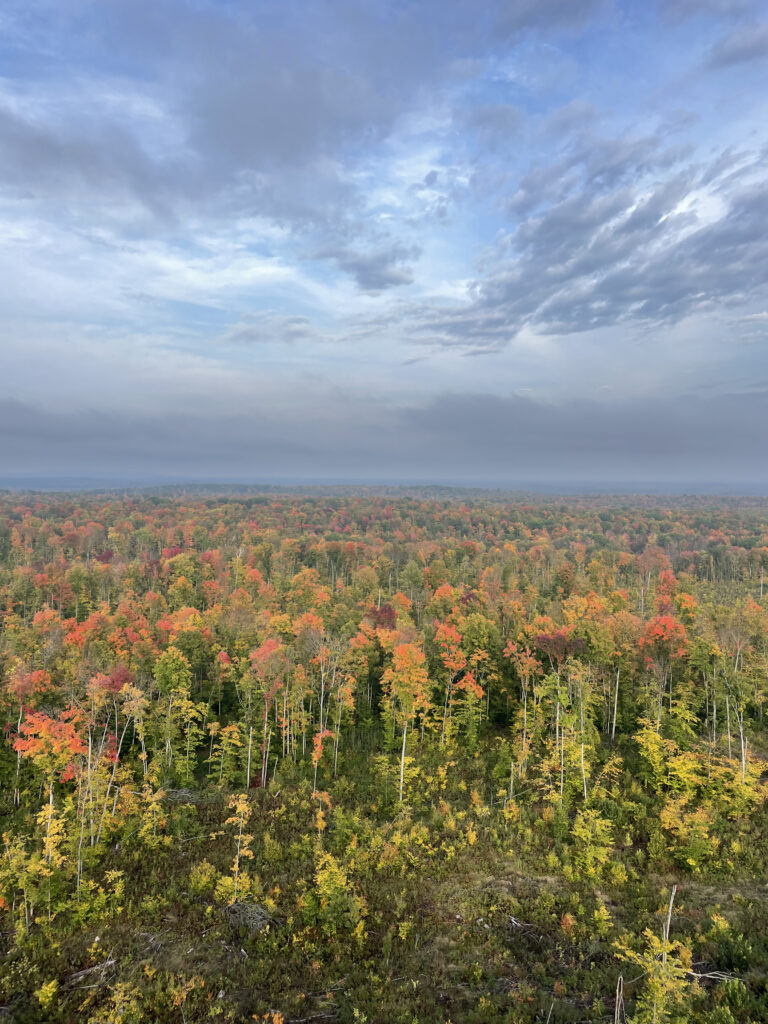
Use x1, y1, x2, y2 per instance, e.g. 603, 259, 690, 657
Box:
286, 1011, 339, 1024
65, 957, 116, 986
687, 969, 739, 982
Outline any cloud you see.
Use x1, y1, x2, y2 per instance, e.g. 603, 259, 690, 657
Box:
316, 244, 420, 292
461, 104, 522, 149
0, 97, 177, 220
223, 313, 321, 346
2, 388, 767, 485
507, 129, 688, 217
491, 0, 608, 36
399, 144, 768, 349
706, 21, 768, 66
0, 0, 448, 261
0, 0, 613, 232
662, 0, 756, 22
545, 100, 599, 138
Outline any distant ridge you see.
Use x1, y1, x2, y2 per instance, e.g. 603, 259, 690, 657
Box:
3, 478, 768, 507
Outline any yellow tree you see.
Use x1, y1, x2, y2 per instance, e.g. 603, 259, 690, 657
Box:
381, 643, 431, 802
615, 887, 695, 1024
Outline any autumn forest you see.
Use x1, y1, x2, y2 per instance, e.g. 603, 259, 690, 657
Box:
2, 489, 768, 1023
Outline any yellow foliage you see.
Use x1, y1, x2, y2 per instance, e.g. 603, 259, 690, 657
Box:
34, 979, 58, 1009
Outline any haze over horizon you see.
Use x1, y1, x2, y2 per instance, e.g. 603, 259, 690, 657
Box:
2, 0, 768, 485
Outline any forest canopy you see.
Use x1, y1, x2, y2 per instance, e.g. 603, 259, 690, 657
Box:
1, 490, 767, 1022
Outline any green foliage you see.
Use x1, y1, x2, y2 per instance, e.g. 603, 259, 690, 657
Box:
616, 928, 694, 1023
303, 850, 365, 937
571, 807, 614, 878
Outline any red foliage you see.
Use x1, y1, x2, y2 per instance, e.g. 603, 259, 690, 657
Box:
367, 603, 396, 630
640, 614, 687, 664
312, 728, 335, 765
14, 707, 87, 779
533, 630, 584, 666
9, 669, 53, 702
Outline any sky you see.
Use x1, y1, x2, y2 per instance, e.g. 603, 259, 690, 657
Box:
1, 0, 768, 489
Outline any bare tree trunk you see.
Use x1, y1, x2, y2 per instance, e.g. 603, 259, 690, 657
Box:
735, 706, 747, 781
262, 726, 271, 788
333, 703, 342, 778
440, 678, 453, 746
578, 676, 588, 801
246, 725, 253, 789
399, 720, 408, 803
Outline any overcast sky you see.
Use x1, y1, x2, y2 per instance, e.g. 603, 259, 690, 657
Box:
2, 0, 768, 488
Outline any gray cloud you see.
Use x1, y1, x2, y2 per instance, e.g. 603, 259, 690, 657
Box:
2, 389, 767, 484
507, 129, 688, 217
1, 1, 443, 264
545, 100, 600, 138
316, 244, 420, 292
223, 313, 320, 346
492, 0, 607, 35
461, 104, 522, 149
400, 138, 768, 348
706, 21, 768, 66
0, 0, 611, 233
662, 0, 757, 21
0, 101, 178, 219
